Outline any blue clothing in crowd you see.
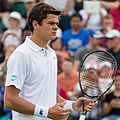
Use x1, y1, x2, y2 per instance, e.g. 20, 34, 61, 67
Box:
62, 28, 91, 54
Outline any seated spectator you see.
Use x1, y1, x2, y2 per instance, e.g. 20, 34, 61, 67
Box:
62, 13, 90, 56
2, 11, 26, 43
57, 58, 78, 100
74, 31, 105, 70
106, 29, 120, 70
102, 70, 120, 120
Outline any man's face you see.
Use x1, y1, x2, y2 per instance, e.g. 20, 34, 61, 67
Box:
35, 14, 59, 41
107, 37, 120, 49
9, 17, 19, 29
70, 17, 81, 30
62, 61, 73, 75
102, 19, 114, 31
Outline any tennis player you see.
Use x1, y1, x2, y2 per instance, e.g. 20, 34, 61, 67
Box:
4, 3, 96, 120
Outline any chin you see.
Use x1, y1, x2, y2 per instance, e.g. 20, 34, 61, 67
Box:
51, 36, 56, 40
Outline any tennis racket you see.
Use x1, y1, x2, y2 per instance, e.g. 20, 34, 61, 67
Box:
78, 50, 117, 120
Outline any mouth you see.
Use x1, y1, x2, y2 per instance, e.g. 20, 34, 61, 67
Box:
51, 32, 57, 36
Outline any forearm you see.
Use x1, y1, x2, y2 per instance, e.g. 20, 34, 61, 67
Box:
102, 103, 111, 116
101, 1, 120, 9
4, 91, 35, 115
63, 0, 74, 13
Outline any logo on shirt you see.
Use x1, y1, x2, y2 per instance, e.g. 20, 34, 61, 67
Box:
39, 109, 43, 116
11, 75, 17, 81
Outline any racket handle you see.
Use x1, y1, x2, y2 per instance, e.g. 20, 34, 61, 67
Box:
79, 114, 86, 120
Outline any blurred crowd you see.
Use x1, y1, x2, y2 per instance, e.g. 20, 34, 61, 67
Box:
0, 0, 120, 120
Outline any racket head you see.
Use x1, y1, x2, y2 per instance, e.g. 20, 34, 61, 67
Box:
78, 50, 117, 99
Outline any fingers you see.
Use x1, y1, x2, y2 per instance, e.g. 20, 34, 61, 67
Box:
57, 102, 66, 108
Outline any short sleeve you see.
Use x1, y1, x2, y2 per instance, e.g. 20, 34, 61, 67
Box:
5, 52, 28, 90
74, 49, 83, 62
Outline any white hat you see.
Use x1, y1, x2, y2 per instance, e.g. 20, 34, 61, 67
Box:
100, 61, 111, 68
2, 11, 26, 29
93, 31, 104, 39
105, 29, 120, 39
84, 63, 98, 70
24, 0, 34, 3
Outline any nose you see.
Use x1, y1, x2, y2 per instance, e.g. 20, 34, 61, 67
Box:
53, 24, 58, 30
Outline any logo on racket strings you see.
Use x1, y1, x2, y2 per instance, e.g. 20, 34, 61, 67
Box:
39, 109, 43, 116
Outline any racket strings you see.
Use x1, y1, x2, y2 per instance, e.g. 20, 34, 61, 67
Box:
80, 51, 117, 97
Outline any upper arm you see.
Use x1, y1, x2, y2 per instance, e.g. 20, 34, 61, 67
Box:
5, 52, 28, 90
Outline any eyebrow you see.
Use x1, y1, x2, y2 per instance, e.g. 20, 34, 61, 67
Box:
48, 21, 59, 25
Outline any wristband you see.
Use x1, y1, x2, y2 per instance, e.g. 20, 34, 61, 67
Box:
34, 105, 49, 118
64, 100, 74, 110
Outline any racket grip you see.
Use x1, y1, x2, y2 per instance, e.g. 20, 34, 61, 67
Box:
79, 114, 86, 120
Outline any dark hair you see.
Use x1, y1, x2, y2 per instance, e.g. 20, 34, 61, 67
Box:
28, 2, 61, 32
63, 58, 73, 63
70, 12, 82, 21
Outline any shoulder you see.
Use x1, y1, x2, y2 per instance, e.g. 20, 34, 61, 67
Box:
8, 43, 29, 64
58, 73, 65, 79
76, 47, 87, 54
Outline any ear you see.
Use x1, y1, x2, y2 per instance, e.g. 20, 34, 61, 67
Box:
32, 20, 40, 30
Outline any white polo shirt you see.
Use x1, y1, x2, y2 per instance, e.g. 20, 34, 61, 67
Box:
5, 36, 58, 120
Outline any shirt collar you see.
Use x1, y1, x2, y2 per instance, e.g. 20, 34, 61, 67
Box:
25, 36, 50, 52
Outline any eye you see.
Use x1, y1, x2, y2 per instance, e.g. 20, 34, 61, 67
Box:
48, 21, 59, 26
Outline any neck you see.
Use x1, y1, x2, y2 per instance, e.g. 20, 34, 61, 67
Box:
72, 28, 80, 34
64, 72, 71, 77
114, 90, 120, 96
87, 44, 97, 50
112, 46, 120, 52
31, 33, 48, 48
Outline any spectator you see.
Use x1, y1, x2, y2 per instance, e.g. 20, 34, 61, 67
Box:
57, 58, 78, 100
100, 15, 114, 49
2, 11, 26, 44
102, 70, 120, 120
106, 29, 120, 70
74, 31, 105, 70
79, 0, 108, 31
62, 13, 90, 56
101, 15, 114, 35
